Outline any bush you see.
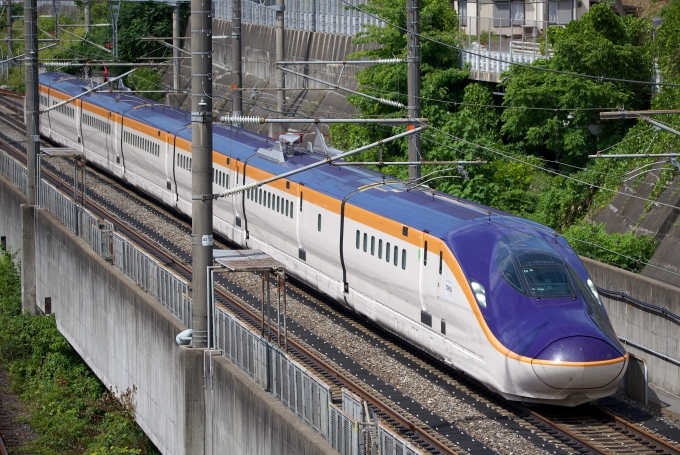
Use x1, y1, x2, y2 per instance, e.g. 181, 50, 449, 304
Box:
0, 246, 159, 455
562, 222, 657, 272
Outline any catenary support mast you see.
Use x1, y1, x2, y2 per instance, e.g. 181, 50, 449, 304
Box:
407, 0, 421, 181
173, 3, 181, 92
22, 0, 38, 314
190, 0, 212, 348
231, 0, 242, 118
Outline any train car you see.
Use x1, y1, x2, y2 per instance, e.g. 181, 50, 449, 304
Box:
39, 72, 628, 406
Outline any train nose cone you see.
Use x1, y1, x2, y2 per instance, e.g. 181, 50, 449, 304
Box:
531, 336, 627, 389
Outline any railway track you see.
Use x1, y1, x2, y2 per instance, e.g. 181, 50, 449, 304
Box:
1, 89, 680, 455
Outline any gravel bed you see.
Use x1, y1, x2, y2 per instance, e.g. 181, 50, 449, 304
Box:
225, 272, 553, 455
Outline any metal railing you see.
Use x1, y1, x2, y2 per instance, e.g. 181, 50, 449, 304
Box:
214, 0, 383, 35
213, 305, 423, 455
0, 149, 192, 328
457, 15, 555, 75
0, 150, 27, 194
113, 233, 191, 327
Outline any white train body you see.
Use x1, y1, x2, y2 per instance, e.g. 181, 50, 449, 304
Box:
39, 73, 628, 406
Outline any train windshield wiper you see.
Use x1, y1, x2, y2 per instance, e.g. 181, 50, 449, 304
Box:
524, 270, 541, 300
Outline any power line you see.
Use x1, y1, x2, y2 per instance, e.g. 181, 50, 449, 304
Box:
340, 0, 680, 88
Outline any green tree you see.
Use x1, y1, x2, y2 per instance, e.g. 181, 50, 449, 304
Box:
500, 4, 653, 166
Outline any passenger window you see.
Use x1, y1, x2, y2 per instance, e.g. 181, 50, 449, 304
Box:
317, 214, 322, 232
378, 239, 383, 259
363, 233, 367, 252
402, 249, 406, 270
386, 242, 391, 263
299, 192, 303, 211
285, 200, 289, 217
424, 241, 428, 266
277, 196, 280, 212
439, 252, 443, 275
259, 189, 263, 204
268, 192, 271, 209
289, 203, 293, 219
393, 246, 398, 266
371, 236, 375, 256
356, 231, 360, 249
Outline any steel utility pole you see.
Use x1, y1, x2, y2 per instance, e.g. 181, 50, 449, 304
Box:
190, 0, 212, 348
173, 2, 180, 92
231, 0, 242, 119
6, 0, 12, 59
84, 0, 90, 34
22, 0, 38, 314
406, 0, 421, 181
275, 0, 284, 116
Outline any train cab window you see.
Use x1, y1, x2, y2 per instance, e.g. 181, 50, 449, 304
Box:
317, 214, 322, 232
363, 233, 367, 252
356, 231, 360, 249
370, 236, 375, 255
393, 246, 398, 266
439, 252, 443, 275
378, 239, 383, 259
386, 242, 391, 263
401, 249, 406, 270
424, 241, 428, 266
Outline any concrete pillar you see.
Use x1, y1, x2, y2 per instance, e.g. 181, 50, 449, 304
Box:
20, 205, 37, 314
84, 0, 90, 34
173, 3, 180, 92
180, 346, 205, 454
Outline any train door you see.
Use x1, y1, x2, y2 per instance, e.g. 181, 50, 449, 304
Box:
296, 187, 306, 261
436, 241, 446, 299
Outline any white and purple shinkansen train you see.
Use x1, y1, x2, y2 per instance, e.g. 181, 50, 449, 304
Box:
39, 72, 628, 406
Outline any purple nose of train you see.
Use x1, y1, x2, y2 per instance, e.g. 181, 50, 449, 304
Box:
531, 336, 627, 389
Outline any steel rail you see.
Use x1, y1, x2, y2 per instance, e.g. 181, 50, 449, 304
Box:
598, 407, 680, 455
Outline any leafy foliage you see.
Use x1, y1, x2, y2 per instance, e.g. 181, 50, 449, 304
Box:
0, 247, 158, 455
500, 4, 653, 166
562, 222, 657, 272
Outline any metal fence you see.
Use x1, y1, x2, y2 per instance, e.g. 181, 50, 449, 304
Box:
214, 0, 383, 35
213, 305, 423, 455
0, 150, 27, 194
0, 149, 192, 328
214, 307, 333, 437
113, 234, 191, 327
458, 15, 553, 75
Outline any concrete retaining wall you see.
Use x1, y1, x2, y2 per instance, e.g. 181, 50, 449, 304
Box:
0, 176, 25, 254
1, 174, 334, 455
169, 20, 377, 139
32, 204, 334, 454
583, 257, 680, 396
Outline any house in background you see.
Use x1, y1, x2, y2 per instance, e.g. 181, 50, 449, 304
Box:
452, 0, 591, 82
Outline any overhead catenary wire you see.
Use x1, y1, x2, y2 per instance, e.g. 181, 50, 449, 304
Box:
339, 0, 680, 88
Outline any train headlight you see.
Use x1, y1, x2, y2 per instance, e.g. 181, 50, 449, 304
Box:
470, 281, 487, 308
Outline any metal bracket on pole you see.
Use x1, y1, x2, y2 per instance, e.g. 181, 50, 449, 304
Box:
109, 0, 120, 58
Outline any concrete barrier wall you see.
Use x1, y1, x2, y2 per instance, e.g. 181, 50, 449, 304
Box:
18, 183, 333, 454
35, 208, 188, 454
171, 20, 377, 138
582, 257, 680, 396
0, 176, 25, 254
